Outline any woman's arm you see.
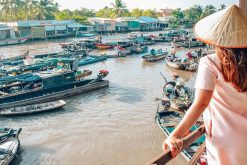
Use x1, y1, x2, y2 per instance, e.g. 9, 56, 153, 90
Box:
163, 89, 214, 157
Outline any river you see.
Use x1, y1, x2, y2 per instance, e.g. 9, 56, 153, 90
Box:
0, 32, 198, 165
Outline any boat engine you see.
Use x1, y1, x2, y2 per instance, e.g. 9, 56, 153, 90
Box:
97, 70, 109, 80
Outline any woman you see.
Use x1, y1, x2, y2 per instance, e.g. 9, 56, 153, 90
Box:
163, 5, 247, 165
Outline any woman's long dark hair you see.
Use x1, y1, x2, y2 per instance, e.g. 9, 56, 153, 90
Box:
216, 47, 247, 92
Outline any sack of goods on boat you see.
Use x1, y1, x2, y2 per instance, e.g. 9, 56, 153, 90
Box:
142, 49, 168, 62
0, 127, 22, 165
163, 78, 193, 111
0, 69, 109, 109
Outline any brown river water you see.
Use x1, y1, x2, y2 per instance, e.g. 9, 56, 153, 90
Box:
0, 32, 198, 165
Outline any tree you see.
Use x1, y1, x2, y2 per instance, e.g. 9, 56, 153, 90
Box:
131, 8, 143, 17
55, 9, 73, 20
96, 7, 115, 18
171, 8, 184, 24
184, 5, 203, 23
0, 0, 12, 21
201, 5, 217, 18
142, 9, 157, 18
36, 0, 58, 20
110, 0, 126, 18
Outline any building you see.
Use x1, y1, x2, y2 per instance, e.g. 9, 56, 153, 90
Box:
138, 16, 161, 31
116, 17, 140, 31
4, 20, 93, 39
0, 24, 16, 40
88, 17, 116, 33
160, 8, 173, 22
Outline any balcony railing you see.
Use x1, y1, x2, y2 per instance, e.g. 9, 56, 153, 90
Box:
146, 125, 205, 165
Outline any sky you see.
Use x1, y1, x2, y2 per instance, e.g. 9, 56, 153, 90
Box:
54, 0, 239, 11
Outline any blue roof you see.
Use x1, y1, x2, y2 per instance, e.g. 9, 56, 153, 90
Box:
138, 17, 159, 23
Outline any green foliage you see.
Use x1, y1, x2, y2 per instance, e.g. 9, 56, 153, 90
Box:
131, 8, 143, 17
0, 0, 58, 21
111, 0, 127, 18
96, 7, 115, 18
184, 5, 203, 23
55, 8, 95, 23
142, 9, 157, 18
200, 5, 217, 18
171, 8, 184, 24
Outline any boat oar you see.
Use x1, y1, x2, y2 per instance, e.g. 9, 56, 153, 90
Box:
159, 72, 167, 84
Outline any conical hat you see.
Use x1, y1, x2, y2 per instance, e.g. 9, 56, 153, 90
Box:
194, 5, 247, 48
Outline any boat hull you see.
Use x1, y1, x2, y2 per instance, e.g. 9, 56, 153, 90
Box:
143, 54, 167, 62
0, 100, 66, 116
0, 80, 109, 110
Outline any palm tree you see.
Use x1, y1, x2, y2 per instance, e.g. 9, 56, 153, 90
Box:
36, 0, 58, 20
10, 0, 25, 20
111, 0, 126, 18
0, 0, 11, 21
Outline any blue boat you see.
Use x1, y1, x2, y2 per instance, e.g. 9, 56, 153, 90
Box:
0, 70, 109, 109
78, 56, 107, 66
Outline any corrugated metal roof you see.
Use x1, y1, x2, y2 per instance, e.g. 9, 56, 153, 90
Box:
16, 20, 76, 27
138, 16, 159, 23
116, 17, 139, 22
68, 23, 92, 28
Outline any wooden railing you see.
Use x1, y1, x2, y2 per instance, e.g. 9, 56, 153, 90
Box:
145, 125, 205, 165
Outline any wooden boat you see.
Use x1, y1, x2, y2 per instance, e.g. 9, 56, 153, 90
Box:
172, 40, 205, 48
105, 54, 126, 58
130, 44, 148, 54
142, 50, 168, 62
96, 43, 113, 49
156, 108, 206, 164
78, 56, 107, 66
0, 100, 66, 116
0, 36, 29, 46
165, 56, 198, 72
0, 70, 109, 109
0, 128, 22, 165
163, 81, 193, 111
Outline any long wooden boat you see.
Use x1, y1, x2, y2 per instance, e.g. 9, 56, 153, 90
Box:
105, 54, 126, 58
96, 43, 113, 49
78, 56, 107, 66
0, 36, 29, 46
165, 56, 198, 72
142, 51, 168, 62
156, 108, 206, 165
0, 100, 66, 116
0, 70, 109, 109
0, 128, 22, 165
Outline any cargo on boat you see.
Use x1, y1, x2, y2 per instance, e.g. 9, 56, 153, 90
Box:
142, 49, 168, 62
0, 100, 66, 116
0, 70, 109, 109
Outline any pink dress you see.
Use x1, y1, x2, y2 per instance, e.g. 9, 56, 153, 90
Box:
194, 54, 247, 165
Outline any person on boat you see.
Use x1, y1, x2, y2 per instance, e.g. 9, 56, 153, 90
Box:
163, 5, 247, 165
150, 49, 156, 56
186, 50, 193, 60
171, 47, 176, 56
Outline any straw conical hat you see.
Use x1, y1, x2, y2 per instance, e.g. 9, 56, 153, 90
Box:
194, 5, 247, 48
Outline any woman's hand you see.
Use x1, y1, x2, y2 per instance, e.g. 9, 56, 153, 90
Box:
162, 135, 183, 158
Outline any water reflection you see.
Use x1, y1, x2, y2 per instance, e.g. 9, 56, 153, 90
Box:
0, 32, 199, 165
